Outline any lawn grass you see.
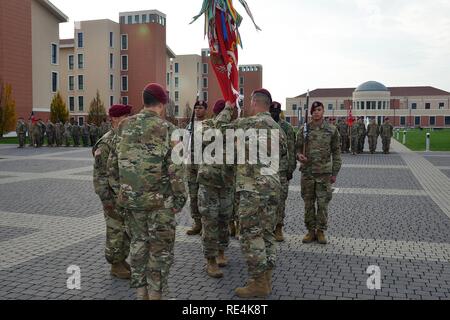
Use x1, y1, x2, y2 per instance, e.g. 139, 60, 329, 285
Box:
394, 128, 450, 151
0, 137, 19, 144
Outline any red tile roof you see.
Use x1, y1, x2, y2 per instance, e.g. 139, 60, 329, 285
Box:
296, 86, 450, 98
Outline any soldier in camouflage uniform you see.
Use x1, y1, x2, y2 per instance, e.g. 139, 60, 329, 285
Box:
380, 117, 394, 154
27, 120, 33, 147
31, 119, 42, 148
185, 101, 208, 236
72, 122, 81, 147
90, 123, 99, 147
114, 83, 187, 300
16, 118, 27, 148
367, 117, 380, 154
226, 89, 287, 298
296, 101, 342, 245
269, 101, 297, 242
357, 117, 367, 154
93, 104, 132, 280
82, 123, 90, 147
337, 118, 349, 153
55, 121, 64, 147
197, 100, 237, 278
38, 119, 46, 147
64, 121, 72, 147
350, 119, 359, 155
46, 120, 55, 147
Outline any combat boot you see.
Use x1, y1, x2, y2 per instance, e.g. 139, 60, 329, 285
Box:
206, 258, 223, 278
229, 221, 236, 237
302, 230, 316, 244
122, 260, 131, 271
111, 262, 131, 279
136, 287, 149, 300
148, 290, 162, 300
235, 274, 270, 298
217, 250, 228, 267
274, 224, 284, 242
316, 230, 328, 245
186, 220, 202, 236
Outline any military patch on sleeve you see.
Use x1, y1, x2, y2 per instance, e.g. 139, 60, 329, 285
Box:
94, 149, 102, 157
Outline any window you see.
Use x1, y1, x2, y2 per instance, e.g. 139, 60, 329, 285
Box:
167, 73, 170, 86
51, 72, 58, 93
240, 77, 244, 86
286, 117, 291, 124
383, 101, 386, 109
203, 63, 208, 74
439, 103, 445, 109
415, 116, 421, 126
78, 96, 84, 111
445, 117, 450, 125
197, 63, 199, 73
78, 117, 84, 126
175, 77, 179, 88
121, 55, 128, 71
240, 88, 244, 95
361, 101, 365, 110
175, 63, 179, 73
203, 91, 208, 102
120, 16, 125, 24
51, 43, 58, 64
69, 97, 75, 112
127, 16, 132, 24
68, 55, 74, 70
340, 104, 345, 110
400, 116, 406, 126
175, 91, 179, 102
328, 104, 333, 111
292, 104, 297, 111
142, 14, 147, 23
121, 76, 128, 91
110, 53, 114, 69
109, 32, 114, 48
425, 103, 431, 110
430, 116, 436, 126
357, 101, 360, 110
203, 77, 208, 89
110, 96, 114, 106
175, 105, 179, 116
77, 32, 83, 48
121, 34, 128, 50
134, 15, 139, 24
122, 96, 128, 105
411, 103, 417, 109
78, 54, 84, 69
69, 76, 74, 91
78, 75, 84, 90
110, 75, 114, 90
378, 101, 382, 110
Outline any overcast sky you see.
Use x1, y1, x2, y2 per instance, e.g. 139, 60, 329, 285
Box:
53, 0, 450, 107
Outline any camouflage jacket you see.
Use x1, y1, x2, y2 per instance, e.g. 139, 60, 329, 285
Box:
115, 109, 187, 211
278, 119, 297, 175
89, 125, 99, 137
82, 124, 90, 136
46, 122, 55, 135
197, 105, 235, 188
227, 111, 287, 195
64, 123, 72, 137
357, 122, 367, 136
296, 120, 342, 177
185, 120, 204, 183
92, 130, 116, 203
72, 125, 81, 136
338, 122, 349, 137
367, 123, 380, 137
380, 123, 393, 138
16, 120, 27, 134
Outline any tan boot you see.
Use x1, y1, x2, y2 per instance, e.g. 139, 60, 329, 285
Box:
217, 250, 228, 267
274, 224, 284, 242
235, 274, 270, 298
148, 290, 162, 300
302, 230, 316, 244
111, 262, 131, 279
206, 258, 224, 278
122, 260, 131, 271
316, 230, 328, 245
136, 287, 149, 300
186, 220, 202, 236
265, 269, 273, 293
229, 221, 236, 237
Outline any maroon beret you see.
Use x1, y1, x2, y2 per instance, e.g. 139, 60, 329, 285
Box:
311, 101, 324, 114
195, 100, 208, 109
270, 101, 282, 110
143, 83, 168, 105
213, 100, 226, 115
109, 104, 132, 118
252, 88, 272, 105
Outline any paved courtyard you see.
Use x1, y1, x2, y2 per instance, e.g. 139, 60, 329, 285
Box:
0, 139, 449, 300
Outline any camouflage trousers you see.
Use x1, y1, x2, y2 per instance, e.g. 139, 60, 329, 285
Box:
341, 135, 349, 153
276, 173, 289, 226
358, 135, 366, 152
103, 203, 130, 265
47, 134, 55, 146
368, 136, 378, 153
64, 135, 71, 147
82, 135, 89, 147
32, 133, 41, 147
198, 184, 234, 258
55, 135, 62, 147
351, 136, 358, 154
187, 164, 201, 222
73, 135, 80, 147
238, 191, 278, 278
18, 134, 26, 147
124, 208, 176, 291
382, 137, 391, 153
301, 174, 333, 231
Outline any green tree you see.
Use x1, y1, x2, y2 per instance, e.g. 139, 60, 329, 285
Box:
50, 91, 69, 123
0, 83, 17, 138
88, 90, 106, 126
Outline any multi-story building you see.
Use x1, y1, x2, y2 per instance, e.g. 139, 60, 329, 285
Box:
286, 81, 450, 128
0, 0, 68, 121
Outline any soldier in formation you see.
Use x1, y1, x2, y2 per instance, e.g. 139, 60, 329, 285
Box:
82, 123, 90, 147
55, 121, 64, 147
46, 120, 55, 147
380, 117, 394, 154
90, 123, 99, 147
357, 117, 367, 154
15, 118, 27, 148
72, 122, 81, 147
64, 121, 72, 147
367, 117, 380, 154
337, 118, 349, 153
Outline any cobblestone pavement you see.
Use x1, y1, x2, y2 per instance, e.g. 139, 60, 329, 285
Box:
0, 140, 449, 301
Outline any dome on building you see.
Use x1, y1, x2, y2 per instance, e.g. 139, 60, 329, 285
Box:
355, 81, 389, 92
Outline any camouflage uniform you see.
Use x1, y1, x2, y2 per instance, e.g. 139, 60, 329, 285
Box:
82, 124, 90, 147
228, 111, 287, 278
32, 122, 41, 147
114, 109, 187, 292
296, 121, 342, 232
357, 120, 366, 153
367, 122, 380, 153
64, 122, 72, 147
27, 121, 33, 146
197, 106, 235, 259
16, 120, 27, 148
350, 123, 359, 155
55, 122, 63, 147
93, 130, 130, 265
380, 122, 394, 153
38, 120, 46, 146
72, 124, 81, 147
90, 124, 99, 147
46, 121, 55, 147
338, 120, 349, 153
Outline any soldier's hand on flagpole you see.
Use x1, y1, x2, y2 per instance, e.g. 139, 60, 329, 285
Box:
298, 153, 308, 164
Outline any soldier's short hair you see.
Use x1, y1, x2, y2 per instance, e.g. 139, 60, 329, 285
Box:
143, 91, 161, 107
252, 92, 271, 108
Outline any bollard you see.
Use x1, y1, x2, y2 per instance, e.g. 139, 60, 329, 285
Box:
426, 132, 430, 152
403, 131, 406, 144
